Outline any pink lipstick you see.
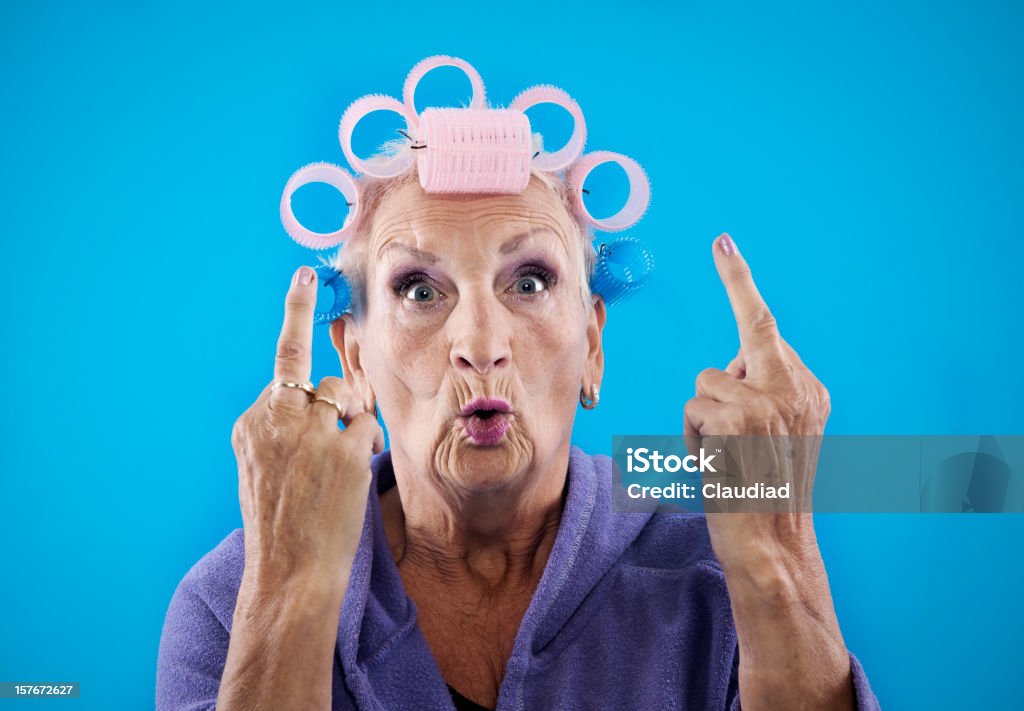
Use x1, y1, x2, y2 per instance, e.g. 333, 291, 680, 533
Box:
460, 398, 513, 446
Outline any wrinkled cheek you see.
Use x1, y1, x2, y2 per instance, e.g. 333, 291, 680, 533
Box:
366, 314, 449, 418
518, 312, 588, 399
501, 313, 587, 455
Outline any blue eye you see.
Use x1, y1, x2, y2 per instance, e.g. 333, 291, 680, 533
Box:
404, 282, 438, 302
513, 275, 547, 295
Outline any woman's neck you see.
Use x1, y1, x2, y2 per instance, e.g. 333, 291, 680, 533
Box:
381, 449, 570, 590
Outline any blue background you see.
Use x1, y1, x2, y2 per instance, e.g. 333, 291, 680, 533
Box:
2, 0, 1022, 708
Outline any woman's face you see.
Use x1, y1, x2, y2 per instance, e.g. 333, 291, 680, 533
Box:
337, 177, 605, 492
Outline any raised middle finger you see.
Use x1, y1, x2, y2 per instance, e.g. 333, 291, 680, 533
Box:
712, 233, 787, 376
272, 266, 318, 402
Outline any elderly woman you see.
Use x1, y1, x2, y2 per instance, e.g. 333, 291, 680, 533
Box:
157, 59, 880, 711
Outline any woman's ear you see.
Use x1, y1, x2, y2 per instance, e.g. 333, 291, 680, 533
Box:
329, 315, 375, 409
583, 294, 607, 392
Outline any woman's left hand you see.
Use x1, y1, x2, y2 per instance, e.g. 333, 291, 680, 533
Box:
684, 232, 831, 569
684, 233, 855, 711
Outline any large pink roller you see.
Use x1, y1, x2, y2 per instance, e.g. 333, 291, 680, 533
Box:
417, 108, 533, 193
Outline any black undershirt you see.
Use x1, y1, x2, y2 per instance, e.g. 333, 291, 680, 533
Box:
447, 684, 494, 711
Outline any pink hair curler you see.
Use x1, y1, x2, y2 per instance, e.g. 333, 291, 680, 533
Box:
567, 151, 651, 232
402, 55, 488, 125
279, 55, 654, 321
509, 85, 587, 171
279, 161, 360, 250
416, 108, 533, 193
338, 94, 418, 179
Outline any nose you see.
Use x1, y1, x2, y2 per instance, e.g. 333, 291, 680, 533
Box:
448, 289, 512, 375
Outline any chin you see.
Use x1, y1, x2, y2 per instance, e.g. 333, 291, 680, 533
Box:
437, 429, 535, 493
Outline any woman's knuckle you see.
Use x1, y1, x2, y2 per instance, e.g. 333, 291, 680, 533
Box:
818, 384, 832, 416
728, 264, 753, 283
286, 287, 313, 305
275, 338, 307, 365
695, 368, 716, 392
231, 415, 248, 446
316, 375, 345, 397
749, 307, 778, 336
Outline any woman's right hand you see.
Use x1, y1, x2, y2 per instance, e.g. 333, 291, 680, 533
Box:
230, 264, 384, 601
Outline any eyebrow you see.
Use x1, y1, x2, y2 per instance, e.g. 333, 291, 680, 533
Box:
378, 241, 440, 263
499, 232, 530, 254
379, 228, 558, 261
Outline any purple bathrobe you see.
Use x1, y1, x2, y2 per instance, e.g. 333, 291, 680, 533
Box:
157, 446, 881, 710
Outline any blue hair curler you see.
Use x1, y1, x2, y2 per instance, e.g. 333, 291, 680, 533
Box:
313, 264, 352, 325
589, 237, 655, 306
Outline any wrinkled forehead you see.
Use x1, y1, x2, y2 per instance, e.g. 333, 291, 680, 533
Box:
367, 177, 581, 266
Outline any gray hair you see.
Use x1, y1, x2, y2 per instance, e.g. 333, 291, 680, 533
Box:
323, 158, 598, 320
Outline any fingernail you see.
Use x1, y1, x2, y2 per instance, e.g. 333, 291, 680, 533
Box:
294, 266, 315, 286
718, 233, 737, 256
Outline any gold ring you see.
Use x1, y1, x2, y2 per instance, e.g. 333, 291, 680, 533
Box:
311, 394, 346, 420
271, 379, 317, 400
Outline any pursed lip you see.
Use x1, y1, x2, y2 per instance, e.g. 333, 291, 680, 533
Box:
460, 397, 513, 416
